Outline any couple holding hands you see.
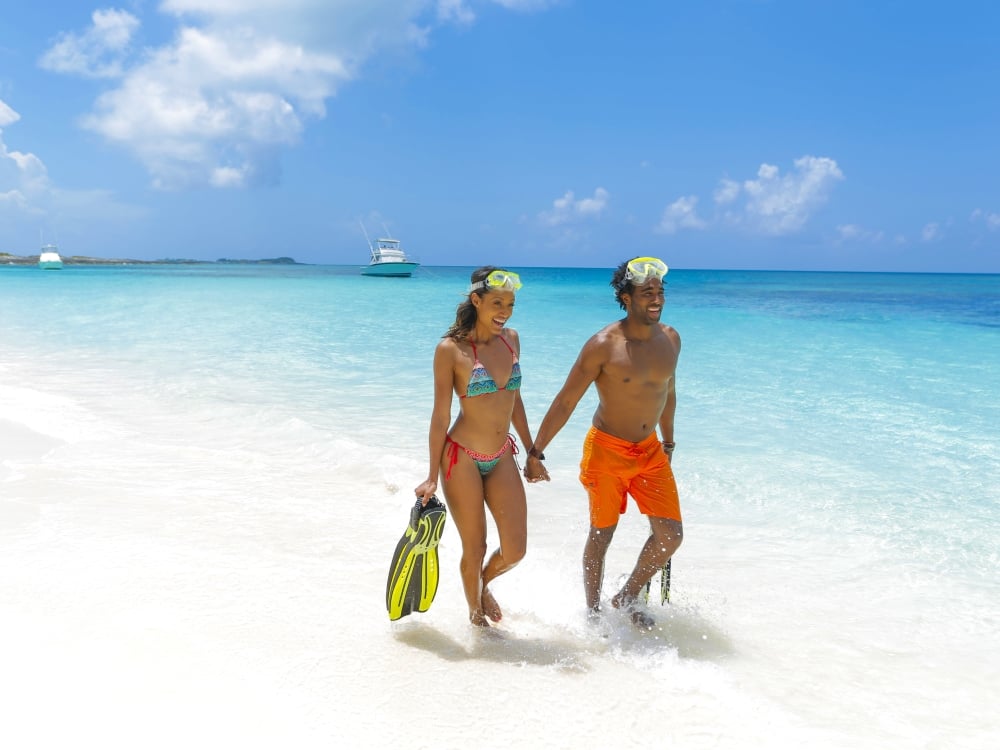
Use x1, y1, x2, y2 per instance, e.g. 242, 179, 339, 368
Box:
413, 258, 682, 630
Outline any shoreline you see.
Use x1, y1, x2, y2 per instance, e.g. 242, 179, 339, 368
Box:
0, 253, 302, 266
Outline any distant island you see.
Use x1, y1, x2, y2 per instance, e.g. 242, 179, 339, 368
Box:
0, 253, 301, 266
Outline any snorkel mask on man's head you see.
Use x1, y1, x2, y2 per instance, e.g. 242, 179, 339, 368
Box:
623, 257, 668, 285
611, 256, 668, 309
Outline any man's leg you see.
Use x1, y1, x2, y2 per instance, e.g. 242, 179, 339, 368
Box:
615, 517, 684, 601
583, 523, 617, 611
612, 517, 683, 628
617, 517, 682, 603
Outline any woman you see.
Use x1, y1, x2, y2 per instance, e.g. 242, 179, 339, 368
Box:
414, 266, 546, 626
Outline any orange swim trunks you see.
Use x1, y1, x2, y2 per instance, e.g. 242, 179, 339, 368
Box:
579, 426, 681, 529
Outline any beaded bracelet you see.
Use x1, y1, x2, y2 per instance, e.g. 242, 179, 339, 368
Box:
662, 441, 676, 455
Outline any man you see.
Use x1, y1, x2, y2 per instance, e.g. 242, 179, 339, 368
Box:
524, 257, 682, 629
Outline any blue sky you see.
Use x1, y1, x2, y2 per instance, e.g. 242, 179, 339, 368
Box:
2, 1, 999, 272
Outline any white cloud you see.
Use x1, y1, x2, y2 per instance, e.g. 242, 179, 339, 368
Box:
491, 0, 563, 9
576, 188, 609, 217
713, 177, 740, 205
971, 208, 1000, 230
210, 165, 252, 188
437, 0, 477, 24
0, 97, 144, 242
837, 224, 884, 242
742, 156, 844, 235
43, 1, 548, 190
0, 99, 20, 128
75, 22, 351, 189
921, 222, 942, 242
656, 195, 706, 234
39, 9, 140, 78
655, 156, 843, 237
0, 100, 51, 207
539, 187, 609, 226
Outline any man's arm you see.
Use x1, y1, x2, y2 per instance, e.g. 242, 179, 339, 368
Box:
658, 373, 676, 458
531, 335, 605, 456
658, 329, 681, 458
511, 390, 533, 450
506, 329, 534, 451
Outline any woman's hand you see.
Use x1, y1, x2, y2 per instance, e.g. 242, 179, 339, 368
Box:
414, 479, 438, 505
523, 456, 550, 483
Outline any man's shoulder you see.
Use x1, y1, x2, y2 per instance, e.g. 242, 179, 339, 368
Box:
596, 319, 628, 339
584, 321, 625, 348
658, 323, 681, 346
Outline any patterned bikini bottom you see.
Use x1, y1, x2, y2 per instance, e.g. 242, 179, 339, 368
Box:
444, 434, 518, 479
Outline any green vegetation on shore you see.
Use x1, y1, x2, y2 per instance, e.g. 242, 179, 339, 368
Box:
1, 253, 301, 266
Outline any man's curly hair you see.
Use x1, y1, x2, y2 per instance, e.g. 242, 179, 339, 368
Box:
610, 260, 633, 310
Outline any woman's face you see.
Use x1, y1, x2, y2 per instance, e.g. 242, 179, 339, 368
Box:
472, 289, 516, 333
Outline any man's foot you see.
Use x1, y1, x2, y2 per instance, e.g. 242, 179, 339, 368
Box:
469, 609, 491, 627
482, 587, 503, 622
585, 607, 612, 638
611, 593, 655, 631
627, 608, 656, 630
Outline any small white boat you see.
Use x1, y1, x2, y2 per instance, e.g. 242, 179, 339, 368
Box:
360, 222, 419, 277
38, 243, 63, 270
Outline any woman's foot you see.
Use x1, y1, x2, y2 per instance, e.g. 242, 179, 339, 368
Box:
481, 587, 503, 622
469, 609, 491, 627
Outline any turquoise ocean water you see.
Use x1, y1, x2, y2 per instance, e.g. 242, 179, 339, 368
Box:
1, 264, 998, 748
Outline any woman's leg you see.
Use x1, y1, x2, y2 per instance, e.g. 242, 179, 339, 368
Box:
480, 451, 528, 621
440, 448, 491, 626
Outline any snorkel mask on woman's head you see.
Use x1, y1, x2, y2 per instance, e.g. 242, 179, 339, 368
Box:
470, 269, 522, 293
623, 257, 668, 285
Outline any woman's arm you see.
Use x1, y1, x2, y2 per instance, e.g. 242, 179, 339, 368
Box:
415, 339, 455, 503
511, 389, 532, 451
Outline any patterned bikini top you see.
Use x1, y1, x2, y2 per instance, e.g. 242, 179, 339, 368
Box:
461, 335, 522, 398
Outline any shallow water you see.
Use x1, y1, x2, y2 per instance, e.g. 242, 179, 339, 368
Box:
2, 265, 997, 748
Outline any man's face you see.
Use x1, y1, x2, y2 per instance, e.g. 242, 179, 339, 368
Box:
625, 278, 665, 323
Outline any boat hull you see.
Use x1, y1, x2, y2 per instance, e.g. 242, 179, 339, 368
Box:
39, 251, 63, 270
361, 262, 419, 277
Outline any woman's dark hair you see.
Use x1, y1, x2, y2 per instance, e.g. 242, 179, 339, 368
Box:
444, 266, 500, 340
610, 260, 632, 310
